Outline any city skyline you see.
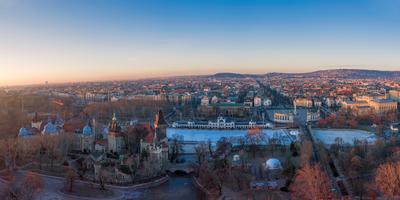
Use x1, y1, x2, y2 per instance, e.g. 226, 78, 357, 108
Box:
1, 0, 400, 86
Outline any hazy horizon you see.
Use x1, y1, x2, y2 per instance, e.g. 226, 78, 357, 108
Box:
2, 67, 400, 87
1, 0, 400, 86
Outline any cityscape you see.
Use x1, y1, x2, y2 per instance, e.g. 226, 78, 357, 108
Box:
1, 1, 400, 200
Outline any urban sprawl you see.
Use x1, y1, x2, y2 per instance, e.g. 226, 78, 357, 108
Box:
1, 69, 400, 199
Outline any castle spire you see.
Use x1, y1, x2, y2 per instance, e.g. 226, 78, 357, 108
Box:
112, 112, 117, 122
110, 113, 118, 131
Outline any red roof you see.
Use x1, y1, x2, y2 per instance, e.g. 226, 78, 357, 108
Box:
96, 140, 107, 145
52, 100, 65, 106
63, 119, 85, 132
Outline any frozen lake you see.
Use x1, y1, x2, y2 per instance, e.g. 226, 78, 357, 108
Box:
167, 128, 299, 143
167, 128, 300, 152
311, 129, 377, 145
167, 128, 300, 153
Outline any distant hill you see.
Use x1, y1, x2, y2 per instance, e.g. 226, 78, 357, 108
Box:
213, 69, 400, 79
264, 69, 400, 79
213, 73, 259, 78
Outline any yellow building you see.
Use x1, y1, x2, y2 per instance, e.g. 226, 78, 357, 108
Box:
389, 90, 400, 102
354, 95, 385, 103
294, 98, 313, 108
341, 100, 369, 110
369, 99, 397, 115
341, 97, 397, 116
272, 112, 294, 123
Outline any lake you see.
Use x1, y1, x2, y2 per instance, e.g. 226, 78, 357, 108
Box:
126, 175, 205, 200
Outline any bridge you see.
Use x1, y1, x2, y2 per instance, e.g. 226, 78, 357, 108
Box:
166, 162, 195, 174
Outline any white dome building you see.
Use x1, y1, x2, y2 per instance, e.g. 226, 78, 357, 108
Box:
233, 154, 240, 162
42, 122, 59, 135
265, 158, 283, 170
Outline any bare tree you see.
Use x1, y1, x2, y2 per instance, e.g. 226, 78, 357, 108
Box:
374, 161, 400, 199
58, 132, 77, 160
194, 142, 208, 164
290, 164, 335, 200
42, 135, 61, 170
65, 167, 78, 192
98, 169, 108, 190
169, 134, 183, 163
17, 137, 39, 165
0, 138, 19, 171
245, 128, 264, 158
2, 171, 43, 200
299, 140, 313, 167
197, 161, 222, 196
207, 139, 214, 157
20, 171, 44, 199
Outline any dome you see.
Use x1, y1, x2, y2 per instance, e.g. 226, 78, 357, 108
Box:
82, 125, 92, 136
42, 122, 59, 135
233, 154, 240, 161
265, 158, 282, 170
18, 127, 31, 137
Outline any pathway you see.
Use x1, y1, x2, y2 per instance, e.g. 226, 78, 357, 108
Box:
0, 169, 169, 200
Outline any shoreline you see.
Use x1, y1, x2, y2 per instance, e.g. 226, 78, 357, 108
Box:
1, 168, 170, 190
192, 176, 220, 199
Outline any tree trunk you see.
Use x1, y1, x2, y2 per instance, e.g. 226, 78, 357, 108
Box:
50, 155, 54, 170
39, 154, 42, 170
69, 179, 73, 192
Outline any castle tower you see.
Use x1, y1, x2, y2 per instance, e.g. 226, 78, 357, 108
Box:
81, 121, 94, 152
154, 110, 167, 141
108, 113, 124, 154
110, 113, 118, 131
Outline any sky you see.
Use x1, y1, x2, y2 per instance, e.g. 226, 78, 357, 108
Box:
0, 0, 400, 86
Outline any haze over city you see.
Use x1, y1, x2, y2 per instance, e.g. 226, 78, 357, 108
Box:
2, 1, 400, 199
1, 0, 400, 86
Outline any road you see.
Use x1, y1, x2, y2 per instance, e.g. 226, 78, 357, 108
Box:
302, 125, 353, 198
0, 170, 156, 200
0, 169, 202, 200
6, 170, 124, 200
